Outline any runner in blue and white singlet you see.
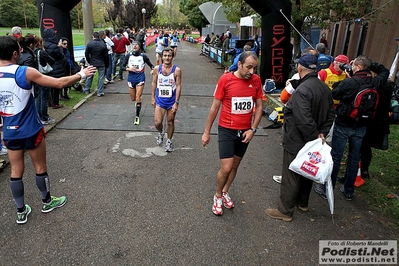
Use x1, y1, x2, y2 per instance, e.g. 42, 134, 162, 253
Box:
0, 36, 97, 224
155, 64, 177, 110
121, 41, 154, 125
170, 32, 179, 58
151, 48, 182, 152
0, 65, 43, 140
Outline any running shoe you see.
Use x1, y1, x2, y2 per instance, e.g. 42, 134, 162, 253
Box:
157, 132, 164, 146
42, 196, 67, 213
340, 186, 353, 201
41, 117, 56, 125
212, 195, 223, 215
17, 204, 31, 224
134, 116, 140, 125
273, 175, 282, 184
165, 139, 173, 152
222, 192, 234, 209
0, 146, 8, 156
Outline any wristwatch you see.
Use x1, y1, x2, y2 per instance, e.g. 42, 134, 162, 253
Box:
250, 128, 257, 134
175, 100, 179, 104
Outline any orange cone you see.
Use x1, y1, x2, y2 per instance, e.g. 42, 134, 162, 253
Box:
354, 161, 365, 187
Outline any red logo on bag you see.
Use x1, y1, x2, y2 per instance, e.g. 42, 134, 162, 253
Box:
300, 161, 319, 177
307, 151, 325, 164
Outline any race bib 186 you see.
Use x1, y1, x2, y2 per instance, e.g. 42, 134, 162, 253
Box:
158, 86, 172, 98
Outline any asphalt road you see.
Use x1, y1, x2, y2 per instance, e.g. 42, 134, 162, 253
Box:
0, 41, 398, 266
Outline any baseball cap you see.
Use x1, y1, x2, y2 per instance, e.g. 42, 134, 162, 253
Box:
395, 37, 399, 41
294, 54, 318, 70
334, 54, 349, 64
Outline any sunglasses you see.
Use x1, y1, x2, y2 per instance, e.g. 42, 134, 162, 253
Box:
62, 42, 68, 45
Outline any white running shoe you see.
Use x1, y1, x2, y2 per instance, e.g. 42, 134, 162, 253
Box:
165, 139, 173, 152
212, 195, 223, 215
157, 132, 164, 146
222, 192, 234, 209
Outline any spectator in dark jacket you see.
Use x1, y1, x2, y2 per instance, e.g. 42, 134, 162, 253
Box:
43, 28, 67, 109
34, 35, 56, 124
84, 32, 109, 96
59, 37, 76, 100
135, 30, 146, 51
204, 34, 211, 44
265, 54, 335, 222
330, 56, 389, 200
18, 34, 37, 68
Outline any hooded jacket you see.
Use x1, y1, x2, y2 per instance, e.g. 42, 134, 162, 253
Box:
43, 28, 67, 78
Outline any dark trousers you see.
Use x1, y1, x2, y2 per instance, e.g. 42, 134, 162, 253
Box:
51, 88, 60, 105
278, 149, 314, 217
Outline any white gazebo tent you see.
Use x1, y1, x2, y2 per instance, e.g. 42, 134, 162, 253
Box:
199, 1, 235, 37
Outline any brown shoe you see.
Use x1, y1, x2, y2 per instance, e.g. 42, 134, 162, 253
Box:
264, 208, 292, 222
52, 104, 64, 109
297, 205, 309, 212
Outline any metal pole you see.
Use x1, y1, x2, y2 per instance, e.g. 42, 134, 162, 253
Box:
82, 0, 94, 46
279, 9, 315, 50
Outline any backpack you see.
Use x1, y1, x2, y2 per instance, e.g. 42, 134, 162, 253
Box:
344, 80, 379, 122
317, 54, 332, 69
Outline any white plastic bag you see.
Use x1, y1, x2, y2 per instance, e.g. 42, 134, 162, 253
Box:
288, 138, 333, 184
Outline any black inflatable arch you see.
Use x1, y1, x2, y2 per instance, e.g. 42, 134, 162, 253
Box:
35, 0, 291, 86
36, 0, 81, 60
244, 0, 292, 88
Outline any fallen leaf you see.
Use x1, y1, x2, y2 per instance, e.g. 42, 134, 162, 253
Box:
310, 218, 315, 222
386, 194, 396, 199
241, 200, 246, 204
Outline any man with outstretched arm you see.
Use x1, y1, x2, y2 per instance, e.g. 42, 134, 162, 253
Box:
0, 36, 96, 224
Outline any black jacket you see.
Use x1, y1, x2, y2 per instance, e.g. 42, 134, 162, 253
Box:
18, 47, 36, 68
135, 33, 145, 49
283, 72, 335, 154
332, 63, 390, 128
85, 38, 109, 68
43, 28, 67, 78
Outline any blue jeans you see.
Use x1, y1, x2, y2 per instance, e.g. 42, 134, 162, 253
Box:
331, 124, 366, 196
106, 54, 114, 81
113, 53, 125, 79
35, 86, 51, 121
84, 66, 105, 95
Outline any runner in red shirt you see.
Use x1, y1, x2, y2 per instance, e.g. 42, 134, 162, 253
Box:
202, 51, 264, 215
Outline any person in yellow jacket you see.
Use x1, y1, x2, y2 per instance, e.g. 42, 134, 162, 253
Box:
318, 54, 349, 107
